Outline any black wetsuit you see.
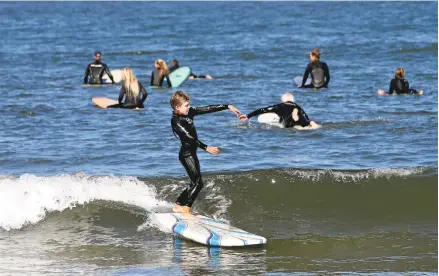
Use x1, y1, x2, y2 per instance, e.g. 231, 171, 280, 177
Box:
150, 69, 172, 87
388, 78, 420, 95
108, 81, 148, 109
171, 105, 229, 207
84, 61, 114, 85
247, 101, 311, 128
301, 61, 330, 88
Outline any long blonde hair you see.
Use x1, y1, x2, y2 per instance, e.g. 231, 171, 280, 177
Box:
123, 68, 139, 98
395, 68, 405, 79
155, 59, 169, 75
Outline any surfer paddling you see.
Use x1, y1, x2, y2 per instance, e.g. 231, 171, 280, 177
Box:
170, 91, 241, 219
239, 93, 320, 129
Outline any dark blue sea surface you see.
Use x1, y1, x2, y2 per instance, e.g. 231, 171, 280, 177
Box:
0, 2, 437, 275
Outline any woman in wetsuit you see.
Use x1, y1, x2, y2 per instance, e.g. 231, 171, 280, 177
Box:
378, 68, 424, 95
108, 68, 148, 109
298, 48, 330, 89
150, 59, 172, 88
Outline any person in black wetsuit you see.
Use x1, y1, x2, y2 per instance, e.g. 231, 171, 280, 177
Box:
107, 68, 148, 109
239, 93, 319, 128
169, 59, 213, 80
150, 59, 172, 88
84, 51, 115, 85
378, 68, 424, 95
298, 48, 330, 89
170, 91, 241, 217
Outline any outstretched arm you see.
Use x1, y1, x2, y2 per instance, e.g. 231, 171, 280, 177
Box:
245, 104, 282, 120
191, 104, 240, 116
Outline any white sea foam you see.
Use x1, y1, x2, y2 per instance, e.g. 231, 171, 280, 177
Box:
0, 173, 168, 231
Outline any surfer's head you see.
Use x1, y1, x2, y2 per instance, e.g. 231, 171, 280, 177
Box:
395, 68, 405, 79
170, 90, 190, 115
155, 59, 169, 74
310, 48, 320, 62
172, 59, 180, 68
281, 92, 294, 103
94, 51, 102, 61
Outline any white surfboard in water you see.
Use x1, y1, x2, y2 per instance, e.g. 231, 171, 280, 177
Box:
149, 212, 266, 247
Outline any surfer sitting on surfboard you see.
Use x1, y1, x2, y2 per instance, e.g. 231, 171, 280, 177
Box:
297, 48, 330, 89
378, 68, 424, 95
84, 51, 115, 85
107, 68, 148, 109
151, 59, 172, 88
239, 93, 319, 129
170, 91, 241, 217
170, 59, 213, 80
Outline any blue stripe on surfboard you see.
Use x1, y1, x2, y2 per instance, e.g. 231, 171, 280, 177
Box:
207, 229, 222, 246
173, 220, 188, 235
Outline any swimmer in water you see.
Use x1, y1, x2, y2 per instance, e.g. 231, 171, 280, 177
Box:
298, 48, 330, 89
378, 68, 424, 95
84, 51, 115, 85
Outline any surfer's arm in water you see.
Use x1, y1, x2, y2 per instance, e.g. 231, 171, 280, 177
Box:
118, 86, 126, 104
164, 74, 172, 88
139, 82, 148, 103
102, 64, 115, 84
299, 64, 312, 88
172, 119, 208, 150
84, 64, 91, 84
240, 104, 282, 121
323, 63, 330, 87
190, 105, 241, 117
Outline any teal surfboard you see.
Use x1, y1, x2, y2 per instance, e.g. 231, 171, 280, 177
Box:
168, 66, 191, 88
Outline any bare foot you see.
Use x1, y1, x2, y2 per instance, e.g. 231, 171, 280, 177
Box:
418, 90, 424, 95
180, 212, 200, 220
377, 89, 386, 95
189, 76, 195, 80
172, 204, 185, 213
205, 75, 213, 80
310, 121, 320, 129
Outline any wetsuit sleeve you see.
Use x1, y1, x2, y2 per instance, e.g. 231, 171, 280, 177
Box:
172, 119, 208, 150
323, 63, 330, 87
190, 105, 229, 116
388, 79, 395, 94
301, 64, 312, 87
118, 86, 125, 104
247, 104, 281, 119
139, 82, 148, 103
150, 72, 154, 86
165, 74, 172, 88
84, 65, 90, 84
104, 64, 115, 83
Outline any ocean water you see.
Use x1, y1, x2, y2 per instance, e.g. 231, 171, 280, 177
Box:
0, 2, 437, 275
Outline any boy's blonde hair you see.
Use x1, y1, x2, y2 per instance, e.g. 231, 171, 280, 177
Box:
170, 90, 190, 110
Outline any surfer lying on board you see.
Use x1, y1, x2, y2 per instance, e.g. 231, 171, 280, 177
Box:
84, 51, 115, 85
151, 59, 172, 88
239, 93, 320, 129
107, 68, 148, 109
298, 48, 330, 89
378, 68, 424, 95
170, 91, 241, 218
170, 59, 213, 80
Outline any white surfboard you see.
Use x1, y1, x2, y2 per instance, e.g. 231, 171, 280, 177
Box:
257, 113, 284, 128
150, 212, 266, 247
168, 66, 191, 88
103, 70, 123, 84
293, 76, 311, 87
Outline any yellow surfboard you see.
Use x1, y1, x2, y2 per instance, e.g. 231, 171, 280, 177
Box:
92, 97, 119, 109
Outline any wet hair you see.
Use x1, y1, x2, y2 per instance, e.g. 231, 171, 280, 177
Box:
170, 90, 190, 110
155, 59, 169, 75
395, 68, 405, 79
172, 59, 180, 67
122, 68, 140, 98
311, 48, 321, 61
